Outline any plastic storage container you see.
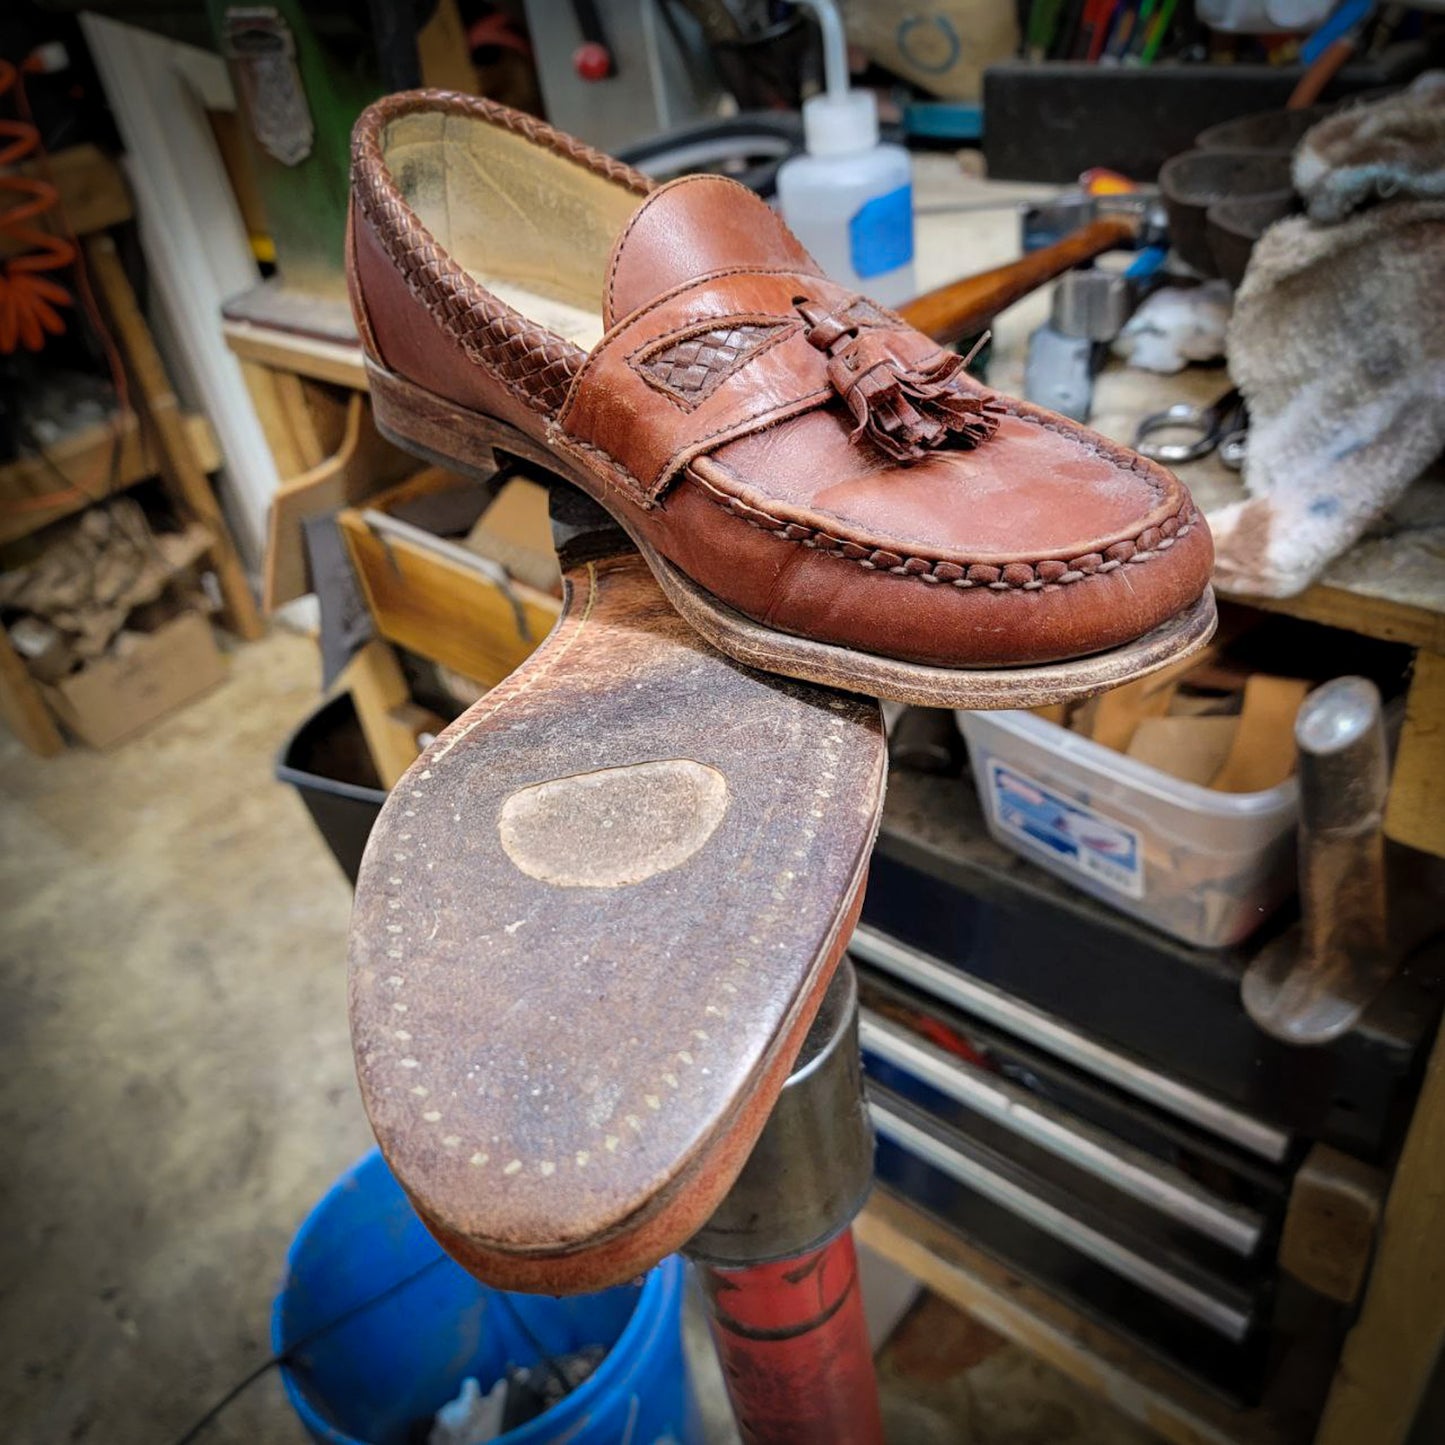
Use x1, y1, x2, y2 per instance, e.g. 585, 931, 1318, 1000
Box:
274, 1149, 701, 1445
276, 693, 387, 886
957, 709, 1299, 949
774, 3, 915, 306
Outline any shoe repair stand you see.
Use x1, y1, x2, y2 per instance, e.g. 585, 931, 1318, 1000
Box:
245, 181, 1445, 1445
686, 961, 883, 1445
341, 469, 1445, 1445
347, 484, 889, 1444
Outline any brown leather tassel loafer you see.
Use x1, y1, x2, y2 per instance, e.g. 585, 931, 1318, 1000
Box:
348, 91, 1216, 706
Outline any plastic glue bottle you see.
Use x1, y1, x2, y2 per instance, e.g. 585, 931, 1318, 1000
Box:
776, 0, 916, 306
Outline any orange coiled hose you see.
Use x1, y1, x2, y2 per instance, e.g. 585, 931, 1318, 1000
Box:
0, 52, 133, 515
0, 55, 76, 353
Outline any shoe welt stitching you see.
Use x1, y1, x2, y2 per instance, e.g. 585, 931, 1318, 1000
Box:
689, 474, 1198, 591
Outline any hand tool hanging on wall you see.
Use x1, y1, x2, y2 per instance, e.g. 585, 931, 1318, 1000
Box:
212, 0, 389, 291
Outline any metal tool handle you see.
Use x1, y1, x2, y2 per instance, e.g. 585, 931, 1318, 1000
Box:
1242, 677, 1394, 1046
1296, 678, 1390, 969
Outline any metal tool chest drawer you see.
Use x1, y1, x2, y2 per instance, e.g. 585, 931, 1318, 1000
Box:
851, 771, 1441, 1408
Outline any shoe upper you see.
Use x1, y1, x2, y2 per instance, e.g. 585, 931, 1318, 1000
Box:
350, 91, 1213, 668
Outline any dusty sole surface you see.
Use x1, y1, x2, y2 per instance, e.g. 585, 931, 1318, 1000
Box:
368, 362, 1218, 709
348, 549, 887, 1293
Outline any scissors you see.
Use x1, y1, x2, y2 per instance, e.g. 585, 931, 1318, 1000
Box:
1134, 387, 1248, 470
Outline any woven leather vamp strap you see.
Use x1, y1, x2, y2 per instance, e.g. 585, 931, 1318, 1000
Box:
552, 272, 951, 505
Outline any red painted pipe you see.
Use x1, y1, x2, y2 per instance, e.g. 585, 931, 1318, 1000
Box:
697, 1228, 885, 1445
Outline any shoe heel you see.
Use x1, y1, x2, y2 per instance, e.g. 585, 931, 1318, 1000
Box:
367, 358, 563, 486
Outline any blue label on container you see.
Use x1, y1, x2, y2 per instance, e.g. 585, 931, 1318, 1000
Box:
986, 760, 1144, 899
849, 184, 914, 279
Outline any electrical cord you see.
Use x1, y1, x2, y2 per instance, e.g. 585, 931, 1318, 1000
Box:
491, 1290, 576, 1402
165, 1252, 588, 1445
0, 54, 74, 353
0, 48, 133, 519
3, 413, 124, 517
167, 1252, 451, 1445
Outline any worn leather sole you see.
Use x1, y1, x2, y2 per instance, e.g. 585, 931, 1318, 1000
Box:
369, 361, 1217, 707
349, 542, 886, 1293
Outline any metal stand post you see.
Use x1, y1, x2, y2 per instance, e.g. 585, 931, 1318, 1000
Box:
686, 961, 885, 1445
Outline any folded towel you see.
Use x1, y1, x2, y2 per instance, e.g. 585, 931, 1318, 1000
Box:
1209, 79, 1445, 598
1294, 72, 1445, 224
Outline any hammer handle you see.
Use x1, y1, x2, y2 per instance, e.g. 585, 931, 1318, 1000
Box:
900, 215, 1139, 347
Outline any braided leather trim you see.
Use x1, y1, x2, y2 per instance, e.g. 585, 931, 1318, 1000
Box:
351, 91, 653, 418
633, 320, 793, 409
690, 473, 1198, 591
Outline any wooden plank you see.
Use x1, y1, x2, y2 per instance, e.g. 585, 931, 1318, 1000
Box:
418, 0, 481, 93
1277, 1144, 1385, 1305
0, 144, 131, 257
263, 393, 414, 610
221, 275, 356, 346
0, 412, 219, 547
85, 234, 263, 641
338, 509, 559, 689
1230, 584, 1445, 655
223, 318, 367, 391
1315, 1018, 1445, 1445
0, 626, 65, 757
369, 465, 484, 513
183, 412, 222, 474
222, 278, 358, 349
856, 1190, 1293, 1445
1384, 651, 1445, 860
270, 372, 330, 472
237, 361, 315, 480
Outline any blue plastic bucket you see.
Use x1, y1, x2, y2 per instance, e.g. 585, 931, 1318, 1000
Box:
273, 1149, 701, 1445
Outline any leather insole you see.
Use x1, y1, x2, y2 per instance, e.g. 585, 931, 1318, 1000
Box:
385, 110, 632, 347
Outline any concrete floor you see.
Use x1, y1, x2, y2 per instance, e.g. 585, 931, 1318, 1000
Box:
1, 632, 366, 1444
0, 630, 1155, 1444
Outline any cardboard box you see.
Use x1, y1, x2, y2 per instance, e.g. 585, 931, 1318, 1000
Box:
39, 610, 226, 749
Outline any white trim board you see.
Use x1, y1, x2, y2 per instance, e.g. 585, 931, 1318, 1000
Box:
81, 14, 280, 567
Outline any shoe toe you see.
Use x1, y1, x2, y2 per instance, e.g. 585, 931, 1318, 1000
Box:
667, 403, 1214, 669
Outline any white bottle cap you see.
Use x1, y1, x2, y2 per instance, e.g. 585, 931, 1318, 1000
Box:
802, 89, 880, 158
